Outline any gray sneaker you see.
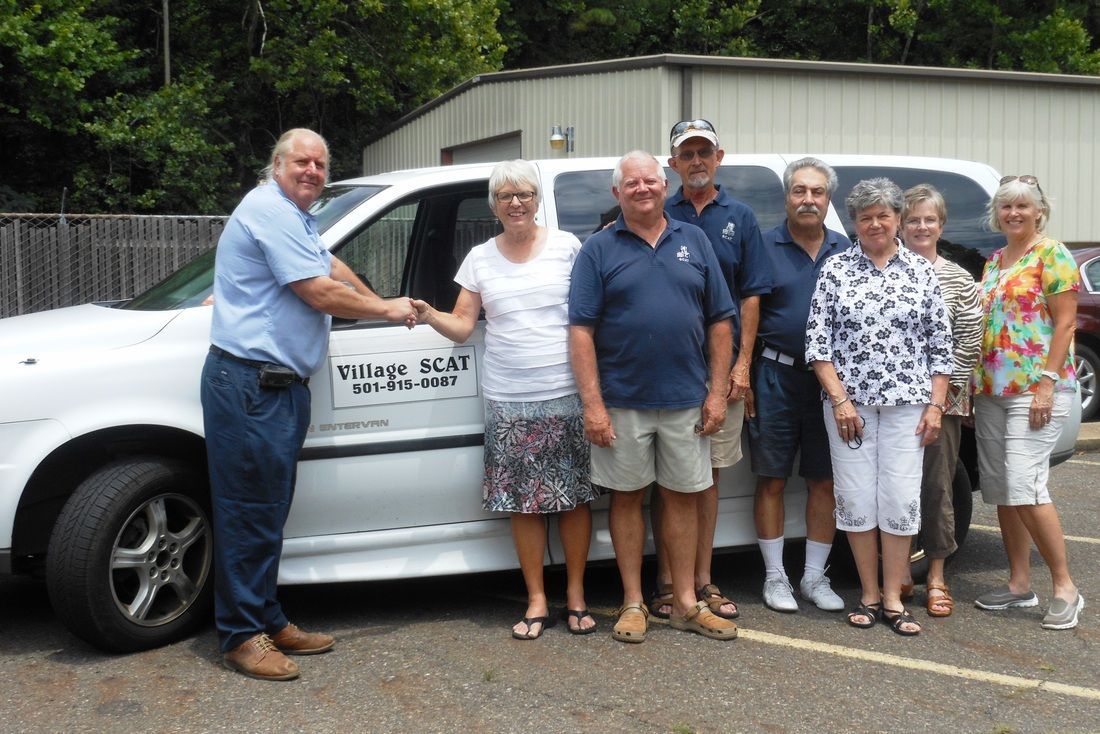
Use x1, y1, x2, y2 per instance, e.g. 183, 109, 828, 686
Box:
800, 571, 844, 611
974, 586, 1039, 610
763, 576, 799, 613
1041, 593, 1084, 630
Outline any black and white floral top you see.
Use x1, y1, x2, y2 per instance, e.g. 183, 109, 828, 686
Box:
805, 240, 953, 406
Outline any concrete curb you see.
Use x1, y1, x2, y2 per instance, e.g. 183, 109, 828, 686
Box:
1075, 422, 1100, 453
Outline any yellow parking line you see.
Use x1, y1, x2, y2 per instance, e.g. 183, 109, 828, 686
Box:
739, 628, 1100, 702
1067, 458, 1100, 466
971, 523, 1100, 545
502, 597, 1100, 701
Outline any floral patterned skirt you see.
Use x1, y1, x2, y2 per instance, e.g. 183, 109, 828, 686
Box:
483, 393, 597, 513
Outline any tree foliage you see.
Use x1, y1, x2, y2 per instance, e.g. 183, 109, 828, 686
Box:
1, 0, 1096, 214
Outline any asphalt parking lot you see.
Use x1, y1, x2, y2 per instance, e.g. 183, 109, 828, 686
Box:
2, 451, 1098, 734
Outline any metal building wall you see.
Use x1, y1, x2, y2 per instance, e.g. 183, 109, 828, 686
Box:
363, 67, 678, 174
691, 67, 1099, 241
362, 57, 1099, 241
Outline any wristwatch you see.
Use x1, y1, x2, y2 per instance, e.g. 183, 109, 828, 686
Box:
1040, 369, 1060, 382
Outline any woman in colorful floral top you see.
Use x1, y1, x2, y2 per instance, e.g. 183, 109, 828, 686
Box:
971, 175, 1083, 630
806, 178, 952, 636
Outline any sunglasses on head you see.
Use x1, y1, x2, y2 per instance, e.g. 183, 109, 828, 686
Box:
669, 118, 715, 141
1000, 174, 1041, 190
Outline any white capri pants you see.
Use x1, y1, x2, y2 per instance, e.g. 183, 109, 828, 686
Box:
823, 402, 925, 536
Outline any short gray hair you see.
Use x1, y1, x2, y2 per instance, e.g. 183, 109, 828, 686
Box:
987, 177, 1050, 233
259, 128, 329, 184
612, 150, 666, 189
488, 159, 540, 210
783, 157, 838, 197
903, 184, 948, 226
845, 177, 904, 219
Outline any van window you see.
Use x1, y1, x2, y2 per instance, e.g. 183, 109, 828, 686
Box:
553, 165, 785, 240
333, 183, 494, 314
831, 167, 1004, 278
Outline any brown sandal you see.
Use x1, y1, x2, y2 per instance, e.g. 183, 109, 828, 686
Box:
612, 603, 649, 643
696, 583, 739, 619
648, 583, 673, 619
926, 582, 954, 617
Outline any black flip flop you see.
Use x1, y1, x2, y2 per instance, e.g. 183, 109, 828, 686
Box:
562, 608, 597, 635
511, 615, 552, 640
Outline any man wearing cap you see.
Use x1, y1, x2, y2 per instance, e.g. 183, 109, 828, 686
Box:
646, 119, 775, 622
569, 150, 738, 642
750, 157, 851, 613
203, 127, 417, 680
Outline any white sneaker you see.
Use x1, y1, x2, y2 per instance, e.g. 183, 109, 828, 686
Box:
800, 571, 844, 611
763, 576, 799, 613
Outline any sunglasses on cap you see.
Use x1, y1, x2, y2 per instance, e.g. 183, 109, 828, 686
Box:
669, 119, 716, 141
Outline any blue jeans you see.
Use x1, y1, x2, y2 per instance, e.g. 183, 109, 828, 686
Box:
201, 350, 311, 652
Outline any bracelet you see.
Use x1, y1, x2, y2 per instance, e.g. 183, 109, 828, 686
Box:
831, 396, 850, 409
929, 402, 946, 413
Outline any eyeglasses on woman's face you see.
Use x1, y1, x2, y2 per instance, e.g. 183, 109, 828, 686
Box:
494, 191, 536, 203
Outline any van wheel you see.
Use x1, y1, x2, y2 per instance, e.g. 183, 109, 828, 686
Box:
46, 458, 213, 652
907, 462, 974, 581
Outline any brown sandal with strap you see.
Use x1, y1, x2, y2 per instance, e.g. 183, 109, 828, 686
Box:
696, 583, 740, 619
926, 582, 955, 617
648, 583, 673, 619
612, 602, 649, 643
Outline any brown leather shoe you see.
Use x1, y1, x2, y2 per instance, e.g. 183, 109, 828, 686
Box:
223, 634, 299, 681
270, 623, 335, 655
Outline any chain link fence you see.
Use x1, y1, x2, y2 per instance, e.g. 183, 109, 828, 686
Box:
0, 213, 226, 318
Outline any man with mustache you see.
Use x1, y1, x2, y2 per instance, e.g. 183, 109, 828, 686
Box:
750, 157, 852, 613
646, 120, 775, 622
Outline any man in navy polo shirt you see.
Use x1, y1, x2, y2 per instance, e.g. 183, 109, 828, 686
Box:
646, 119, 775, 622
569, 151, 737, 643
750, 157, 852, 613
203, 128, 417, 680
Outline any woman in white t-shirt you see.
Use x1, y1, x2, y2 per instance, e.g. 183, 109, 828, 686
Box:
413, 160, 599, 640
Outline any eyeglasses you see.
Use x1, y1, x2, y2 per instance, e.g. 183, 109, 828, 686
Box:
494, 191, 536, 203
1000, 175, 1042, 192
675, 146, 716, 162
846, 416, 867, 450
669, 119, 715, 141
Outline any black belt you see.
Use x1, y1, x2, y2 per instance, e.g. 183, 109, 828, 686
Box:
209, 345, 310, 385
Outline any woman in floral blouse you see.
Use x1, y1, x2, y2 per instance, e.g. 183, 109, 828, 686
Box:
806, 178, 952, 636
971, 175, 1083, 630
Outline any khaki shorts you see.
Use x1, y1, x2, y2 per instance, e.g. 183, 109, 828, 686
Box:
975, 393, 1072, 506
710, 399, 745, 469
591, 407, 712, 493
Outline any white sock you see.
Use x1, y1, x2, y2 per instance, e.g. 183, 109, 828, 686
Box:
804, 539, 832, 578
758, 536, 786, 580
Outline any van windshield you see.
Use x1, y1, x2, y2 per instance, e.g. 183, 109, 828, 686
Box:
122, 184, 384, 311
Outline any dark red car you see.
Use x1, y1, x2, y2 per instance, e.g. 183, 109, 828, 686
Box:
1073, 246, 1100, 421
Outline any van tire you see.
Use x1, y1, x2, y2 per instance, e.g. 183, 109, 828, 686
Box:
46, 458, 213, 652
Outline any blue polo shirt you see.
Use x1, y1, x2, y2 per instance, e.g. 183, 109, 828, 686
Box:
665, 184, 775, 344
569, 215, 736, 410
756, 220, 851, 359
210, 181, 334, 377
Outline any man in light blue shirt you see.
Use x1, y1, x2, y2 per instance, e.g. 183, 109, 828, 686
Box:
202, 128, 416, 681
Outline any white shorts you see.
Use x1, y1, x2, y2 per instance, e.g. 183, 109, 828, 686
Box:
711, 399, 745, 469
823, 403, 924, 536
974, 392, 1072, 506
591, 407, 712, 493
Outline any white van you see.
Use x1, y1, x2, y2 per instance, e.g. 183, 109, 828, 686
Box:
0, 155, 1080, 651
